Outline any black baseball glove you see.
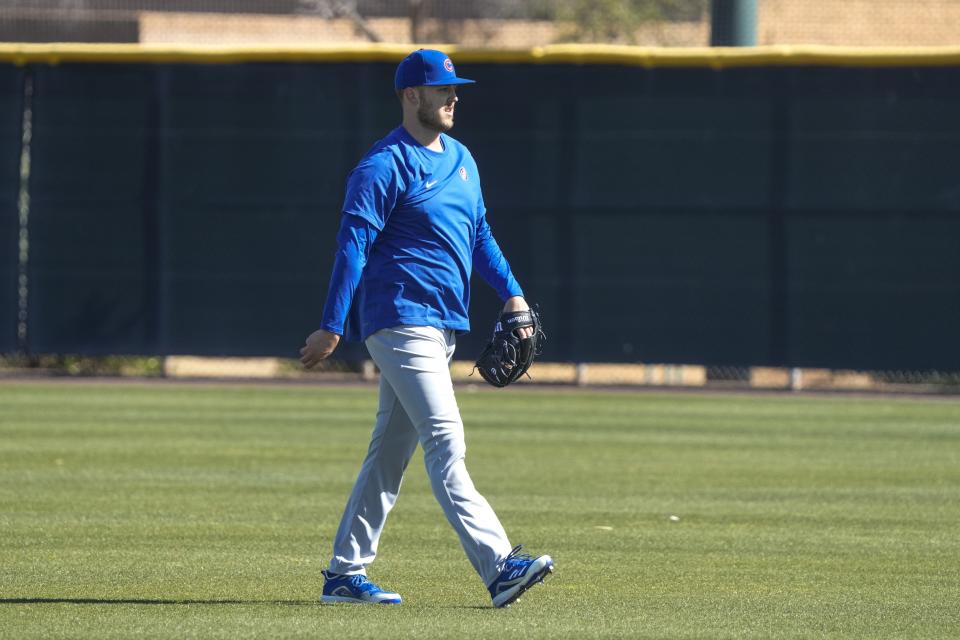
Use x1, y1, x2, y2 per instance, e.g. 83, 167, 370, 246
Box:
474, 305, 545, 388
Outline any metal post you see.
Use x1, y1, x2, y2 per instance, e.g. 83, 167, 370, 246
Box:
711, 0, 758, 46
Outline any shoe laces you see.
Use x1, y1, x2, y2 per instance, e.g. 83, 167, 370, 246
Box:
501, 545, 535, 573
325, 571, 381, 594
348, 574, 380, 593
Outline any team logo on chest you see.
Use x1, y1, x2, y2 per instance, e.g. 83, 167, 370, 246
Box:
459, 166, 469, 181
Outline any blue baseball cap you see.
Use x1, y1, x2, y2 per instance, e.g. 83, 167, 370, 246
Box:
394, 49, 475, 91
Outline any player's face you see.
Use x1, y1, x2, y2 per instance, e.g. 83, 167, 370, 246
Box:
416, 85, 458, 132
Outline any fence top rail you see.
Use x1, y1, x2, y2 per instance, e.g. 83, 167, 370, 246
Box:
2, 43, 960, 68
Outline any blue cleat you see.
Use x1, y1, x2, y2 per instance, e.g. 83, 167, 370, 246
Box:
320, 570, 402, 604
488, 545, 554, 608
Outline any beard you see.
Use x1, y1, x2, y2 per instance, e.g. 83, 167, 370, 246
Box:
417, 101, 454, 133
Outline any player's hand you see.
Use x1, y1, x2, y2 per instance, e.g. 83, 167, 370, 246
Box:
300, 329, 341, 368
502, 296, 533, 339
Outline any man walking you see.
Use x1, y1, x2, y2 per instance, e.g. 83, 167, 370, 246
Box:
299, 49, 554, 608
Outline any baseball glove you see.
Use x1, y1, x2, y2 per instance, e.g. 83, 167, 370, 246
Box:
474, 305, 545, 388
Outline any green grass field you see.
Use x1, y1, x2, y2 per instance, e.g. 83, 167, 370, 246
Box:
1, 381, 959, 639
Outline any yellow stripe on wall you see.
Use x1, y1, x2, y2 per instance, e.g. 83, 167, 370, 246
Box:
1, 42, 960, 68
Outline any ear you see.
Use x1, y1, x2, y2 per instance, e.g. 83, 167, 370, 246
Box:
403, 86, 420, 106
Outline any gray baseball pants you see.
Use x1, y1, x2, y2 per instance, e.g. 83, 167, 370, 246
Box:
327, 325, 512, 585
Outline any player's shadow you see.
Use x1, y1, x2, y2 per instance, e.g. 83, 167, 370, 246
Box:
0, 598, 317, 606
2, 598, 493, 610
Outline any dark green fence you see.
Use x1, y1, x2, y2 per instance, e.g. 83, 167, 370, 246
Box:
5, 57, 960, 369
0, 66, 22, 354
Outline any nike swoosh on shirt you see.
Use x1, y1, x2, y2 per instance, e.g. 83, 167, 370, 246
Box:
425, 180, 438, 188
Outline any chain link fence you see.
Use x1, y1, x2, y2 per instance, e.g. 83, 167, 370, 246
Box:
4, 356, 958, 394
1, 0, 958, 47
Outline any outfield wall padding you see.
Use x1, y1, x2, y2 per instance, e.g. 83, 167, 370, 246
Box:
0, 67, 22, 353
6, 49, 960, 370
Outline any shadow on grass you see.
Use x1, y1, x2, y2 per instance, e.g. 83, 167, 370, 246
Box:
0, 598, 317, 606
2, 599, 497, 610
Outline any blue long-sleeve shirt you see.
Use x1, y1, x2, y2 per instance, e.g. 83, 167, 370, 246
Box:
320, 127, 523, 342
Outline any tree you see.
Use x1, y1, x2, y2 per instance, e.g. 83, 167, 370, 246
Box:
553, 0, 707, 44
298, 0, 382, 42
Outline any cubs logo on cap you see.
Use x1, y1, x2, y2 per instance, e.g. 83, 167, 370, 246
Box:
395, 49, 476, 90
